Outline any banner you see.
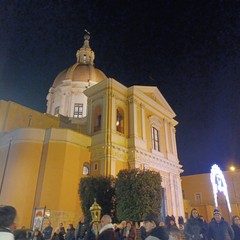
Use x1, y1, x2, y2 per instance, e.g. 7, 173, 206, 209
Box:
32, 207, 45, 230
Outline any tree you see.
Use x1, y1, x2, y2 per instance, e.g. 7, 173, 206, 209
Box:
79, 176, 116, 222
115, 169, 162, 222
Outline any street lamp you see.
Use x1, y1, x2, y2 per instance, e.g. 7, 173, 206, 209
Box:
90, 198, 102, 222
89, 198, 102, 236
230, 166, 236, 172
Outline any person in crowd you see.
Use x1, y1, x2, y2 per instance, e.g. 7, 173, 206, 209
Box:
139, 222, 147, 240
43, 222, 53, 240
0, 205, 17, 240
123, 221, 135, 240
32, 229, 44, 240
207, 209, 234, 240
16, 227, 33, 240
85, 221, 96, 240
51, 227, 64, 240
75, 216, 88, 240
184, 208, 207, 240
143, 212, 169, 240
232, 215, 240, 240
177, 216, 185, 239
14, 229, 28, 240
199, 215, 208, 239
65, 224, 75, 240
165, 216, 180, 240
97, 215, 116, 240
114, 222, 124, 240
59, 223, 66, 237
165, 215, 175, 228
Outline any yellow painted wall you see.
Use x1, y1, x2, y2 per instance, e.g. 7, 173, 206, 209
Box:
0, 100, 9, 131
0, 100, 60, 132
38, 130, 91, 215
0, 127, 91, 228
0, 139, 44, 227
182, 172, 240, 222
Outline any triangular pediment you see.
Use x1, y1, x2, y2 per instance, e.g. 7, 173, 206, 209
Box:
132, 86, 176, 117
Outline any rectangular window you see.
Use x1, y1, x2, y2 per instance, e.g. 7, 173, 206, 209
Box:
195, 192, 202, 203
54, 106, 60, 115
73, 103, 83, 118
152, 127, 160, 151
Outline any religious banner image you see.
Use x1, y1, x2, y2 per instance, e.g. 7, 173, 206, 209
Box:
32, 207, 45, 230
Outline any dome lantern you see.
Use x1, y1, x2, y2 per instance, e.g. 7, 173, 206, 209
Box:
76, 33, 95, 65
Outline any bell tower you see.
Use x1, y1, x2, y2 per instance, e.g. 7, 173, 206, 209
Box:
84, 78, 129, 176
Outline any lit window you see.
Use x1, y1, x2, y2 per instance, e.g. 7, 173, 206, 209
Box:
116, 108, 124, 133
152, 127, 160, 151
83, 165, 89, 175
74, 103, 83, 118
54, 106, 60, 115
83, 54, 87, 63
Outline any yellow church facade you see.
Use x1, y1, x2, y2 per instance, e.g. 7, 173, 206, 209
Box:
0, 34, 184, 228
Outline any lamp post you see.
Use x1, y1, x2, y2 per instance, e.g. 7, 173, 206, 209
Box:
89, 198, 102, 236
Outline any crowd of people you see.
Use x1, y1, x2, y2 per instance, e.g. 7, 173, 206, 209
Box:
0, 205, 239, 240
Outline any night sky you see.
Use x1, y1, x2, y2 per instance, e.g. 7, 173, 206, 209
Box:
1, 1, 240, 175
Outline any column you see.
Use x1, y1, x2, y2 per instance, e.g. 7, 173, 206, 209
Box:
172, 127, 178, 158
129, 97, 138, 138
141, 103, 146, 141
163, 119, 170, 153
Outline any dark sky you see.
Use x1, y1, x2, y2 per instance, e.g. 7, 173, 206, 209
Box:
1, 0, 240, 175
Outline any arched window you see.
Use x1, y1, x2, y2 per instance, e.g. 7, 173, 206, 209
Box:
116, 108, 124, 133
93, 105, 102, 132
83, 164, 90, 175
83, 54, 87, 63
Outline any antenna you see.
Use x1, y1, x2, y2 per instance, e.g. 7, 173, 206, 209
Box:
84, 29, 90, 35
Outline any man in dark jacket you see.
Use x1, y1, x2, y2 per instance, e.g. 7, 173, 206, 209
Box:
43, 222, 53, 240
207, 209, 234, 240
143, 212, 169, 240
76, 216, 88, 240
97, 215, 116, 240
184, 208, 208, 240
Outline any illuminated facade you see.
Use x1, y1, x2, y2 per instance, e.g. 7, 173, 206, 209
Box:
182, 171, 240, 222
0, 34, 184, 228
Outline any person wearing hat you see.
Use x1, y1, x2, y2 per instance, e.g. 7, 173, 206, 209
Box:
184, 208, 208, 240
207, 209, 234, 240
143, 212, 169, 240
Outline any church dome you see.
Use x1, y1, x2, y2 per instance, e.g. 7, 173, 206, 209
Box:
46, 33, 107, 118
53, 63, 107, 88
52, 34, 107, 88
